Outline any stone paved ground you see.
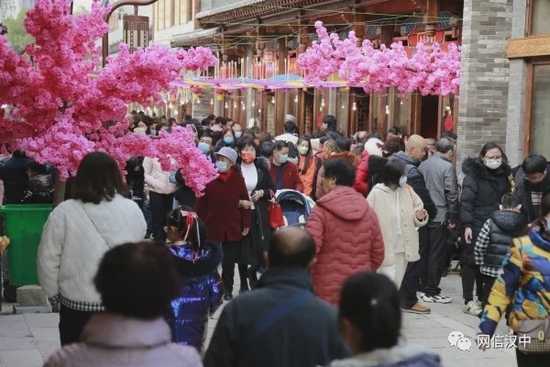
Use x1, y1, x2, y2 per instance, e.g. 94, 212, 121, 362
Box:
0, 274, 516, 367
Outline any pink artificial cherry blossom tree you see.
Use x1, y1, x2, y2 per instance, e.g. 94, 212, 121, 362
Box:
297, 21, 461, 96
0, 0, 218, 194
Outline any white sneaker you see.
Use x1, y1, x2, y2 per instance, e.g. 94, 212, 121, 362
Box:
463, 300, 482, 317
421, 294, 453, 304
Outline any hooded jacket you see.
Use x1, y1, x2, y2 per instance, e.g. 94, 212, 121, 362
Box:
485, 211, 526, 268
353, 150, 370, 196
44, 313, 202, 367
480, 226, 550, 336
167, 242, 222, 350
327, 344, 441, 367
367, 183, 428, 267
306, 186, 384, 304
460, 158, 512, 235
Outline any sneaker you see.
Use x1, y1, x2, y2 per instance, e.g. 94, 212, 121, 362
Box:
417, 291, 426, 299
402, 303, 431, 314
223, 291, 233, 302
463, 300, 482, 317
421, 294, 453, 304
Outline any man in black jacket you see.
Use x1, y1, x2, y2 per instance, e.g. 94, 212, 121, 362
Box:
513, 154, 550, 223
0, 150, 31, 204
392, 135, 437, 314
204, 227, 349, 367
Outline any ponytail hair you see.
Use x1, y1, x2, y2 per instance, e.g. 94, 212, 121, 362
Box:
166, 205, 206, 251
339, 272, 401, 353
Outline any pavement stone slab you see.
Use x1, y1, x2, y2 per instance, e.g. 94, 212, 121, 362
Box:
0, 273, 518, 367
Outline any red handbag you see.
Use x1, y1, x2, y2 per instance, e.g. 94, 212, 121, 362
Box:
268, 201, 285, 229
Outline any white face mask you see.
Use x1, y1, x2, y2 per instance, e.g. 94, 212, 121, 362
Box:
399, 176, 407, 187
484, 158, 502, 170
216, 160, 230, 173
298, 146, 309, 156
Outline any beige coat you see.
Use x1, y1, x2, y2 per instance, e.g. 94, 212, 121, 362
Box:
367, 183, 428, 266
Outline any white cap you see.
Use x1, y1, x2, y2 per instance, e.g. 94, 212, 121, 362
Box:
216, 147, 238, 164
364, 138, 384, 157
285, 114, 297, 123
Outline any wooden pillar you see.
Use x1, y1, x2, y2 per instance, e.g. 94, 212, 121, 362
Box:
351, 8, 366, 133
275, 38, 287, 135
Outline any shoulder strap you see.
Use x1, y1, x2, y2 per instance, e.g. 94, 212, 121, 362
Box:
79, 202, 112, 249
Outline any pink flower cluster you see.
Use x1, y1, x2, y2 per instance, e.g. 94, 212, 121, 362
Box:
297, 21, 461, 96
0, 0, 218, 194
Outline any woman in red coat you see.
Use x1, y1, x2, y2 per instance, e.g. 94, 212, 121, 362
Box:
306, 159, 385, 305
196, 147, 251, 301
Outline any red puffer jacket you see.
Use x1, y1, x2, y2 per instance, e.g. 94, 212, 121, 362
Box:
306, 186, 384, 305
353, 150, 369, 195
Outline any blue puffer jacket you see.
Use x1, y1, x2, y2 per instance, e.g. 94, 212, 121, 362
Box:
167, 242, 222, 351
327, 344, 441, 367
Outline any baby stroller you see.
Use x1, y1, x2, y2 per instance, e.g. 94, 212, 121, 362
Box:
274, 190, 315, 227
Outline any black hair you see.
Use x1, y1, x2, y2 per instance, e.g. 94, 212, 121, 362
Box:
367, 132, 383, 141
94, 241, 181, 319
27, 161, 51, 175
522, 154, 547, 175
441, 131, 457, 141
381, 158, 405, 187
284, 120, 298, 134
335, 136, 352, 152
383, 137, 404, 158
259, 141, 275, 158
274, 140, 290, 151
339, 272, 401, 352
479, 142, 507, 163
387, 126, 403, 136
323, 115, 337, 132
236, 135, 258, 153
73, 152, 126, 204
323, 159, 356, 187
435, 138, 454, 154
288, 142, 299, 159
13, 150, 27, 158
269, 229, 316, 268
166, 205, 206, 251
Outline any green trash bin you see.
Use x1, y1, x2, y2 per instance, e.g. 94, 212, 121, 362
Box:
0, 204, 53, 286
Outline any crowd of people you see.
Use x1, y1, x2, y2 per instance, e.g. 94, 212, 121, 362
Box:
0, 110, 549, 367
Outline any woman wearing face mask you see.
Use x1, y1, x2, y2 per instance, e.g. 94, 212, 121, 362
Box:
195, 147, 251, 301
197, 132, 215, 163
236, 137, 275, 289
479, 192, 550, 366
232, 123, 244, 140
297, 138, 316, 197
367, 159, 429, 300
214, 128, 236, 152
269, 141, 302, 191
460, 142, 514, 316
